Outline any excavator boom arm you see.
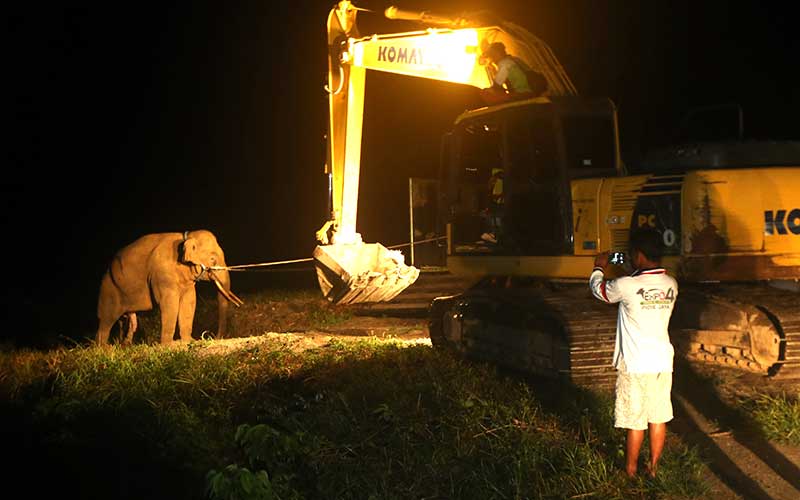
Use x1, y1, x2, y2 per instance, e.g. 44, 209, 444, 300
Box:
322, 1, 576, 244
349, 28, 492, 87
315, 1, 576, 304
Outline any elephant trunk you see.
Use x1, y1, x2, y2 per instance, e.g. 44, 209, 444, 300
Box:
208, 268, 243, 339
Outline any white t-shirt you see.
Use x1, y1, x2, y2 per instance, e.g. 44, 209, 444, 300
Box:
589, 267, 678, 373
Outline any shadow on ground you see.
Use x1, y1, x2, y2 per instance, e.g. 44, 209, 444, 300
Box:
671, 358, 800, 500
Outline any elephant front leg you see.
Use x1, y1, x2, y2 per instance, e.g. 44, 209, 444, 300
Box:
158, 294, 180, 344
177, 287, 196, 342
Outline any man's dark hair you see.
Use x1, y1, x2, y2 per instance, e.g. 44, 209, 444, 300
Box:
486, 42, 506, 57
629, 228, 663, 263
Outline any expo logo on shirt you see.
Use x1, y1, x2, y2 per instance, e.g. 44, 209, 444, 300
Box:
637, 287, 675, 309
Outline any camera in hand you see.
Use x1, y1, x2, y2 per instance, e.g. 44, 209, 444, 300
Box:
610, 252, 625, 265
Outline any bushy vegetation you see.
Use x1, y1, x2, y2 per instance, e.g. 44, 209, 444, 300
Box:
2, 337, 710, 499
747, 392, 800, 446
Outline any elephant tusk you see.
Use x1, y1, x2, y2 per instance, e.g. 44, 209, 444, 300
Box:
216, 278, 244, 307
226, 288, 245, 308
210, 273, 244, 307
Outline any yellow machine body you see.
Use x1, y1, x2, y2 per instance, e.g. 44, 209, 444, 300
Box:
445, 168, 800, 281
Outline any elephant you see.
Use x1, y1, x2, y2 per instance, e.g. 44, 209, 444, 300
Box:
95, 230, 243, 345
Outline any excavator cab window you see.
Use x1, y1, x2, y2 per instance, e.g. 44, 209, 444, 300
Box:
561, 114, 617, 179
443, 104, 575, 255
460, 120, 501, 187
504, 107, 572, 254
446, 118, 504, 254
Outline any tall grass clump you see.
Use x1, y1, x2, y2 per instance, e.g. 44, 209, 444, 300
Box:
2, 337, 709, 500
747, 391, 800, 445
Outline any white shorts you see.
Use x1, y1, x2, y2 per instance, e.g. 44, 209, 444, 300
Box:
614, 359, 673, 431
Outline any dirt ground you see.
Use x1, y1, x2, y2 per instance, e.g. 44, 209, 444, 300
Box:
175, 291, 433, 356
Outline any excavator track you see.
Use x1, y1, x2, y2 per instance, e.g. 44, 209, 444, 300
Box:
430, 279, 800, 390
674, 283, 800, 379
541, 288, 618, 389
429, 281, 619, 391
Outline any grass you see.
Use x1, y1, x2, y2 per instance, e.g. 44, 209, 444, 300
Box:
747, 392, 800, 445
675, 361, 800, 447
1, 336, 710, 500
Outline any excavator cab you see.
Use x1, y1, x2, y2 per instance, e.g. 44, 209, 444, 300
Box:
440, 96, 622, 257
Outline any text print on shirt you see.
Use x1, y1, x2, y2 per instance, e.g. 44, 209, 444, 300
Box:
636, 287, 676, 310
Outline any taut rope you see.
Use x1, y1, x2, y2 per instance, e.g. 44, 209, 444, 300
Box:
208, 236, 446, 272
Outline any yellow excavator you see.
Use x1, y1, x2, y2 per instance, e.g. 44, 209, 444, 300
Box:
313, 2, 800, 387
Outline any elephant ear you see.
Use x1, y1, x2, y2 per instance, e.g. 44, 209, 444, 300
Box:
182, 237, 200, 265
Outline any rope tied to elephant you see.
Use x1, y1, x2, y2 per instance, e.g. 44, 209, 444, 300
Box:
208, 236, 446, 272
209, 257, 314, 271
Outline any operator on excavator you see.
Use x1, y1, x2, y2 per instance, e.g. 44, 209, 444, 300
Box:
480, 41, 546, 105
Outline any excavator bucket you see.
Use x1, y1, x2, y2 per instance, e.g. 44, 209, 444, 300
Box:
313, 242, 420, 305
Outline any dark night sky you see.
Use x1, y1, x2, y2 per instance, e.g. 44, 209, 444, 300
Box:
6, 1, 799, 344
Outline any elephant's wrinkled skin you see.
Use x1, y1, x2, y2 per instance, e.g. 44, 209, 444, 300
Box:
96, 230, 242, 345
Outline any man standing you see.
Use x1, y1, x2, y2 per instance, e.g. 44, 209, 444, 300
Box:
589, 229, 678, 478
